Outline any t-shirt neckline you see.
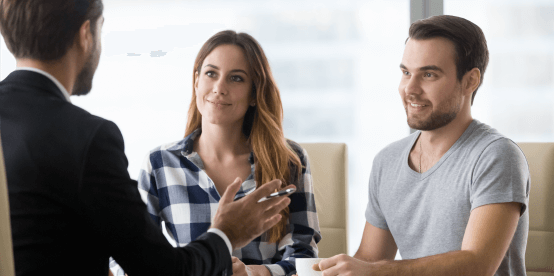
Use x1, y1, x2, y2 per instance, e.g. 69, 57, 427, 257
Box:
405, 119, 480, 180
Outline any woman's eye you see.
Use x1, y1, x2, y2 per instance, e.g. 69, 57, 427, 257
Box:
402, 71, 410, 76
206, 71, 216, 78
230, 75, 244, 82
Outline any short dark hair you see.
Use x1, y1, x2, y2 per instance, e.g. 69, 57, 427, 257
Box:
0, 0, 103, 61
408, 15, 489, 105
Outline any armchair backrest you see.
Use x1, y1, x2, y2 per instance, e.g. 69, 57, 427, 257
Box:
517, 143, 554, 275
0, 134, 15, 276
300, 143, 348, 258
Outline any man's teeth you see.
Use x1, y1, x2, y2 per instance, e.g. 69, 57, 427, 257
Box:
411, 103, 425, 107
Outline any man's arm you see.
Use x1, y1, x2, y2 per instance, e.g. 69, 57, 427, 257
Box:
317, 202, 521, 276
353, 222, 398, 262
81, 121, 233, 276
85, 121, 292, 276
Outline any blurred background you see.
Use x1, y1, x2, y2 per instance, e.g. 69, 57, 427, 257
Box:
1, 0, 552, 257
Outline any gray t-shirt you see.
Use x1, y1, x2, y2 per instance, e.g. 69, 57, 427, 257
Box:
365, 120, 530, 275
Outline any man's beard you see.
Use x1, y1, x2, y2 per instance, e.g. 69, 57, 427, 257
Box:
72, 41, 99, 96
406, 88, 462, 131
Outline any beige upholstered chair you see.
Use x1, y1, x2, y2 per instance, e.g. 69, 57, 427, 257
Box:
0, 135, 15, 276
300, 143, 348, 258
518, 143, 554, 275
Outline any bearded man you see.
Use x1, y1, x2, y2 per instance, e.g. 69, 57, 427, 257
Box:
315, 15, 529, 276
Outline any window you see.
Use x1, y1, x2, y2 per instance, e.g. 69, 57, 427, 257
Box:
445, 0, 554, 142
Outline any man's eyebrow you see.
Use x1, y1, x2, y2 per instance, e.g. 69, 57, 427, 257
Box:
399, 64, 444, 73
419, 65, 444, 73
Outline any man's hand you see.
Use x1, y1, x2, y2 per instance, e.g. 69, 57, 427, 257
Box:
211, 177, 294, 250
314, 254, 374, 276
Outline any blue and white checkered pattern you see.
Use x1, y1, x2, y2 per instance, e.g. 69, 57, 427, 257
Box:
110, 129, 321, 276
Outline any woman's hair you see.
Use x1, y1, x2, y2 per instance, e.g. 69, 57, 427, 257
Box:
185, 30, 302, 243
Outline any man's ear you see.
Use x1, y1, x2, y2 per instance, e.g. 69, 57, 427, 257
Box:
463, 68, 481, 96
74, 20, 93, 54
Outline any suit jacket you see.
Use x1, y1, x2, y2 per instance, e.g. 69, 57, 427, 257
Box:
0, 70, 232, 276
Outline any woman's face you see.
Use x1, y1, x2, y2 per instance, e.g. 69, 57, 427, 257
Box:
195, 44, 255, 129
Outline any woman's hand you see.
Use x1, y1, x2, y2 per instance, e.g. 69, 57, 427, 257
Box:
232, 257, 252, 276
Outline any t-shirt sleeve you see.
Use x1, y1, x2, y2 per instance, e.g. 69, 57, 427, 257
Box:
470, 138, 530, 215
365, 156, 389, 230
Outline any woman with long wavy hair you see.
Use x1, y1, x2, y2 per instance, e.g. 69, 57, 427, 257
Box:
110, 30, 321, 276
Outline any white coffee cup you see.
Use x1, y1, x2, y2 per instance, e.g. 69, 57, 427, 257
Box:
296, 258, 325, 276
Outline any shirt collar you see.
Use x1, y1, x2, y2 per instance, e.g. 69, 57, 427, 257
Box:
165, 128, 202, 155
167, 128, 255, 164
15, 67, 72, 103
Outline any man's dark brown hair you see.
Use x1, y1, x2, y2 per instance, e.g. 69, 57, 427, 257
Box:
0, 0, 103, 61
408, 15, 489, 105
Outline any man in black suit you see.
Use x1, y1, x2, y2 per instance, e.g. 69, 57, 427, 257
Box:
0, 1, 293, 275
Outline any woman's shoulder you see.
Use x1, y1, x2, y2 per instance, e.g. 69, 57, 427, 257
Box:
285, 139, 307, 159
141, 138, 194, 174
147, 129, 200, 156
147, 138, 189, 156
285, 139, 310, 172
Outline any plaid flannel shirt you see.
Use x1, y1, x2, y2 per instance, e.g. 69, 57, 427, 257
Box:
110, 129, 321, 276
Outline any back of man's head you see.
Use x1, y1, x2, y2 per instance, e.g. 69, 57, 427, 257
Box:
408, 15, 489, 105
0, 0, 103, 61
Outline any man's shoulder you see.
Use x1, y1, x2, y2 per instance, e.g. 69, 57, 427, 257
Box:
461, 120, 521, 157
60, 104, 120, 143
0, 72, 108, 132
68, 103, 106, 126
465, 120, 503, 143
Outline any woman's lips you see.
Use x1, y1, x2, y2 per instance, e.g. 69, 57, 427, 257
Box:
207, 99, 231, 108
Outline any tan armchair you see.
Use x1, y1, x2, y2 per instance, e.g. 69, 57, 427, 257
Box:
518, 143, 554, 275
0, 134, 15, 276
300, 143, 348, 258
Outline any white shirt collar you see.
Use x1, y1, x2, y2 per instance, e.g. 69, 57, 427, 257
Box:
15, 67, 72, 103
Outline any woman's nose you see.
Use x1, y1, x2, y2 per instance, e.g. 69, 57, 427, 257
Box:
213, 79, 227, 95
